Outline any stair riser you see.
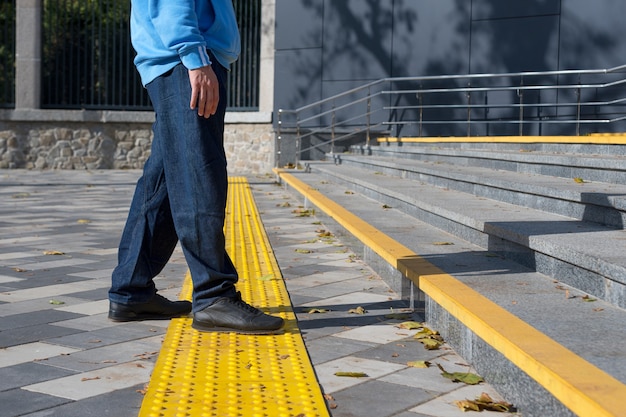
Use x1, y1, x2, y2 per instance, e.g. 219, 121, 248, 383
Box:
427, 299, 577, 417
339, 157, 626, 229
310, 166, 626, 310
367, 147, 626, 185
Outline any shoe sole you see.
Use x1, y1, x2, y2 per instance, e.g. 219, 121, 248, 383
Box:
108, 312, 190, 322
191, 320, 284, 335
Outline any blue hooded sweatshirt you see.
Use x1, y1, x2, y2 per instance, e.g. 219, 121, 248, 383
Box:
130, 0, 241, 86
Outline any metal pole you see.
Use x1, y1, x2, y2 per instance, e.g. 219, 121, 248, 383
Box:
576, 77, 582, 136
518, 76, 524, 136
331, 104, 336, 155
295, 114, 301, 168
366, 88, 371, 148
466, 83, 471, 137
276, 110, 283, 168
418, 92, 423, 137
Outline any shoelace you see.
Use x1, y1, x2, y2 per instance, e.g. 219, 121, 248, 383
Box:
230, 292, 263, 315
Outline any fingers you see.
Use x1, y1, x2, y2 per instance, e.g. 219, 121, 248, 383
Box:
189, 66, 220, 118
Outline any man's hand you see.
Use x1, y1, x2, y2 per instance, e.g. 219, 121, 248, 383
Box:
189, 65, 219, 118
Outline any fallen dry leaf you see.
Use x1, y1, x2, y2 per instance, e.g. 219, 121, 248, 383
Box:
43, 250, 65, 256
334, 372, 368, 378
407, 360, 430, 368
438, 363, 484, 385
307, 308, 330, 314
395, 321, 423, 330
455, 392, 514, 412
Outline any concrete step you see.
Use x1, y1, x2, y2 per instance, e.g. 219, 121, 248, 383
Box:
305, 161, 626, 310
275, 168, 626, 417
335, 153, 626, 230
356, 140, 626, 185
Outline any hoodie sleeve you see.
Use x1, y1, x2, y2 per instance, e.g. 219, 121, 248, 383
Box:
148, 0, 211, 69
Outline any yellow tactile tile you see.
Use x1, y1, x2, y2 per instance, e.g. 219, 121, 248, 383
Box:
377, 135, 626, 144
139, 177, 330, 417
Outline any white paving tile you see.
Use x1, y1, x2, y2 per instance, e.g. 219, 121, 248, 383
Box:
301, 291, 391, 307
0, 342, 80, 368
285, 270, 364, 289
0, 252, 39, 261
335, 323, 420, 344
13, 257, 98, 271
0, 279, 109, 302
0, 296, 90, 317
0, 274, 24, 284
409, 383, 512, 417
22, 360, 154, 400
67, 269, 114, 279
379, 353, 475, 393
53, 313, 121, 331
56, 299, 109, 315
314, 356, 406, 394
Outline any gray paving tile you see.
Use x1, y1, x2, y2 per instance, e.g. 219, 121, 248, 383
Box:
62, 287, 110, 301
353, 336, 442, 366
0, 309, 85, 332
43, 336, 162, 372
328, 380, 432, 417
19, 384, 145, 417
0, 362, 77, 392
391, 412, 435, 417
0, 388, 72, 417
46, 324, 165, 350
303, 335, 378, 365
0, 324, 85, 348
2, 274, 89, 290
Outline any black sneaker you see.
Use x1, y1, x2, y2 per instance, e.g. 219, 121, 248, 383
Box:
108, 294, 192, 322
192, 292, 284, 334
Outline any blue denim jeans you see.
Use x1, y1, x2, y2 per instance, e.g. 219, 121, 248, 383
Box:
109, 61, 238, 312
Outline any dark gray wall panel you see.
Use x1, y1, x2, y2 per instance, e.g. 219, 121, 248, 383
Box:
471, 0, 561, 20
392, 0, 471, 77
560, 0, 626, 70
274, 49, 323, 111
470, 15, 560, 74
321, 1, 393, 81
275, 0, 324, 50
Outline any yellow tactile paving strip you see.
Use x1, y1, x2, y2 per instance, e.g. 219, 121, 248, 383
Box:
377, 134, 626, 144
139, 177, 330, 417
274, 169, 626, 417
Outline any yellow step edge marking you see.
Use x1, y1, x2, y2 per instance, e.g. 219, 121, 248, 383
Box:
139, 177, 330, 417
377, 135, 626, 145
275, 169, 626, 417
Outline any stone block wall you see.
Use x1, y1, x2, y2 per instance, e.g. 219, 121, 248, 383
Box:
0, 115, 276, 174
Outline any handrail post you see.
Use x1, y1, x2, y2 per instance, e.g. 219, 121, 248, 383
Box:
518, 76, 524, 136
484, 94, 490, 136
537, 90, 542, 136
575, 75, 582, 136
366, 87, 372, 148
418, 90, 423, 137
276, 109, 283, 168
331, 104, 336, 156
295, 114, 301, 168
466, 82, 471, 137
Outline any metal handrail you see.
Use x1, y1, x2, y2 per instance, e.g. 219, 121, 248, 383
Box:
276, 64, 626, 167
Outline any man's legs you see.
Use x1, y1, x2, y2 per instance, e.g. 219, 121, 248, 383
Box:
145, 62, 239, 311
109, 62, 236, 308
109, 62, 282, 332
